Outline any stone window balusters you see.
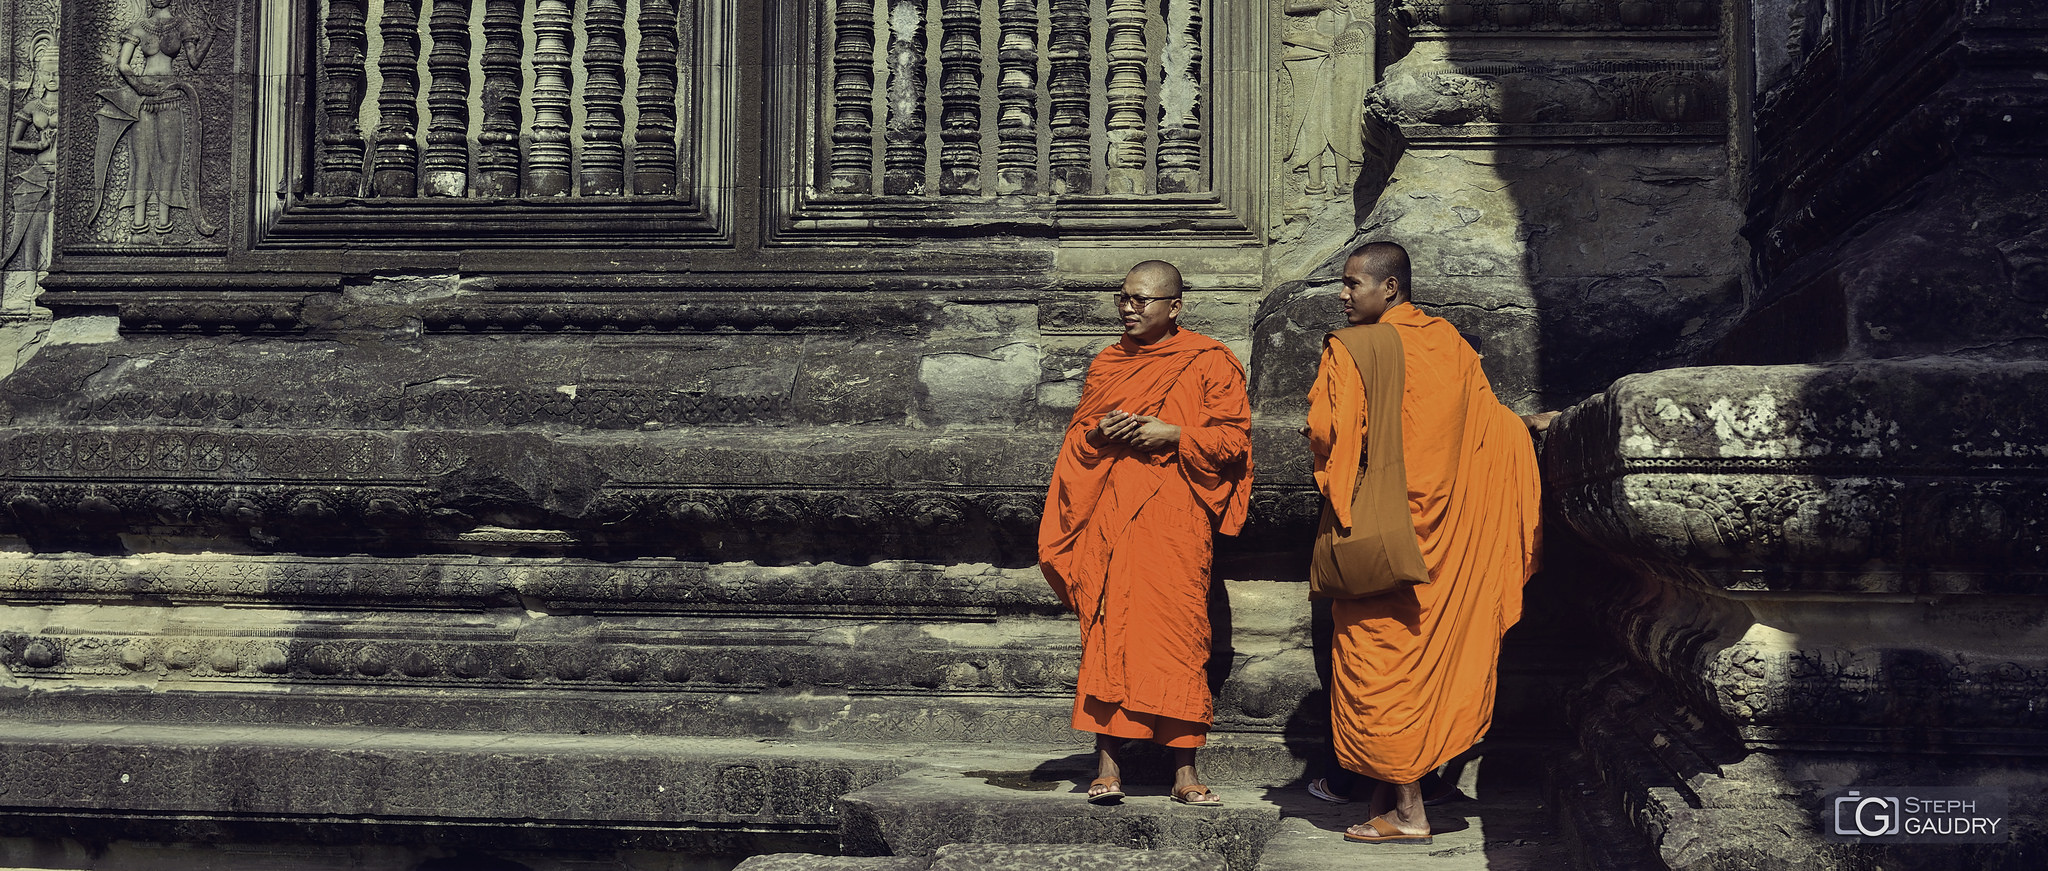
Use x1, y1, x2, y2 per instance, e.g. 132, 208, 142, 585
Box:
581, 0, 630, 195
993, 0, 1039, 195
318, 0, 369, 196
1103, 0, 1149, 193
635, 0, 683, 195
827, 0, 878, 194
422, 0, 471, 196
372, 0, 422, 196
881, 0, 928, 196
1044, 0, 1091, 195
936, 0, 982, 195
476, 0, 526, 197
1157, 0, 1203, 193
527, 0, 576, 196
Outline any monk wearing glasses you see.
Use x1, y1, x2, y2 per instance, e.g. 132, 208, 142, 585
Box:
1039, 260, 1254, 807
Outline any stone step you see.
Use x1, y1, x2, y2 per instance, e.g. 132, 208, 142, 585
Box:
0, 712, 1578, 869
740, 843, 1229, 870
1253, 741, 1581, 871
738, 739, 1583, 871
0, 719, 1306, 860
0, 719, 937, 858
835, 766, 1280, 871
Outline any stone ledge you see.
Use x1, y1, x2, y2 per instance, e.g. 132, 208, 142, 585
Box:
740, 843, 1229, 871
1549, 360, 2048, 476
0, 687, 1087, 746
0, 554, 1062, 614
837, 767, 1279, 871
1547, 360, 2048, 579
0, 721, 920, 836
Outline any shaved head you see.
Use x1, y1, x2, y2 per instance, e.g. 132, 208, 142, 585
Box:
1125, 260, 1186, 295
1347, 242, 1412, 302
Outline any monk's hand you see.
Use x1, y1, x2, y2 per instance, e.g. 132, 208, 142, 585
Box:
1087, 410, 1132, 448
1521, 411, 1561, 432
1115, 415, 1181, 451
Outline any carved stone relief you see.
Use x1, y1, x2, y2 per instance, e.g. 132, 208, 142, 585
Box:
5, 0, 61, 320
1279, 1, 1372, 215
5, 35, 57, 273
86, 0, 222, 243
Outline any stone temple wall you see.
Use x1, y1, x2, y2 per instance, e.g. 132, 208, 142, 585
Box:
1547, 0, 2048, 868
12, 0, 2036, 869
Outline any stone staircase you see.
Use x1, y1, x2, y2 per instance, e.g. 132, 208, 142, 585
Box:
729, 739, 1583, 871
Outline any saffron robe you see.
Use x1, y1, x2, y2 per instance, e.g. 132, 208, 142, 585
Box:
1307, 302, 1541, 782
1040, 329, 1253, 746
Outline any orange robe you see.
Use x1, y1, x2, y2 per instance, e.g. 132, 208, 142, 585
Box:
1307, 302, 1541, 782
1040, 329, 1253, 747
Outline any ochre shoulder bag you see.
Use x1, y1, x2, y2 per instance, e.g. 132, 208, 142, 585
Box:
1308, 324, 1430, 599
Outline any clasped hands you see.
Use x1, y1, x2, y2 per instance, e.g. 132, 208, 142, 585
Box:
1088, 409, 1181, 452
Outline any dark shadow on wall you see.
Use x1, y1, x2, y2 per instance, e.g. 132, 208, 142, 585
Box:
1248, 1, 1755, 859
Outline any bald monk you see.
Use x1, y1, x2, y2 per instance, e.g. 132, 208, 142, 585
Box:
1306, 242, 1552, 844
1040, 260, 1253, 807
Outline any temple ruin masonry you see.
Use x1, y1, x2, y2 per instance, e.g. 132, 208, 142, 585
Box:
0, 0, 2043, 869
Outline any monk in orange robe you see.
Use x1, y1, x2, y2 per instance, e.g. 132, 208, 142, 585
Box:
1040, 260, 1253, 807
1306, 242, 1550, 844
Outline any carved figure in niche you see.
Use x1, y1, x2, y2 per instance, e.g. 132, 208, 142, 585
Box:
5, 38, 59, 270
1282, 0, 1372, 201
91, 0, 219, 239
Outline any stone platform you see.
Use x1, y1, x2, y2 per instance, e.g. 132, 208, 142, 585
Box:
734, 739, 1582, 871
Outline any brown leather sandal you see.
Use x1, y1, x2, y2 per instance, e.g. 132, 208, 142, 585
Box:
1343, 813, 1432, 845
1087, 777, 1125, 804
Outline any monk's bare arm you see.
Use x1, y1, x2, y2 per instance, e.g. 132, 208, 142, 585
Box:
1519, 411, 1560, 432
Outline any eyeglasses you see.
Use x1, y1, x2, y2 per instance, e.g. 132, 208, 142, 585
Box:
1111, 293, 1182, 309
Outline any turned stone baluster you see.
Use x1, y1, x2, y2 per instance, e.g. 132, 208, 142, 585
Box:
528, 0, 575, 196
475, 0, 524, 197
936, 0, 982, 194
828, 0, 877, 194
634, 0, 681, 195
1156, 0, 1202, 193
581, 0, 628, 195
1046, 0, 1090, 194
994, 0, 1038, 195
372, 0, 422, 196
882, 0, 928, 196
1103, 0, 1148, 193
422, 0, 470, 196
319, 0, 369, 196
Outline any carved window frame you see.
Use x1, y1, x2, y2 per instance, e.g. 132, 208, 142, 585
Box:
762, 0, 1265, 245
250, 0, 739, 252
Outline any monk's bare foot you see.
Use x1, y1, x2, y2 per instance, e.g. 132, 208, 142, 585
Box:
1088, 735, 1125, 803
1346, 779, 1429, 842
1170, 746, 1222, 805
1342, 812, 1432, 844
